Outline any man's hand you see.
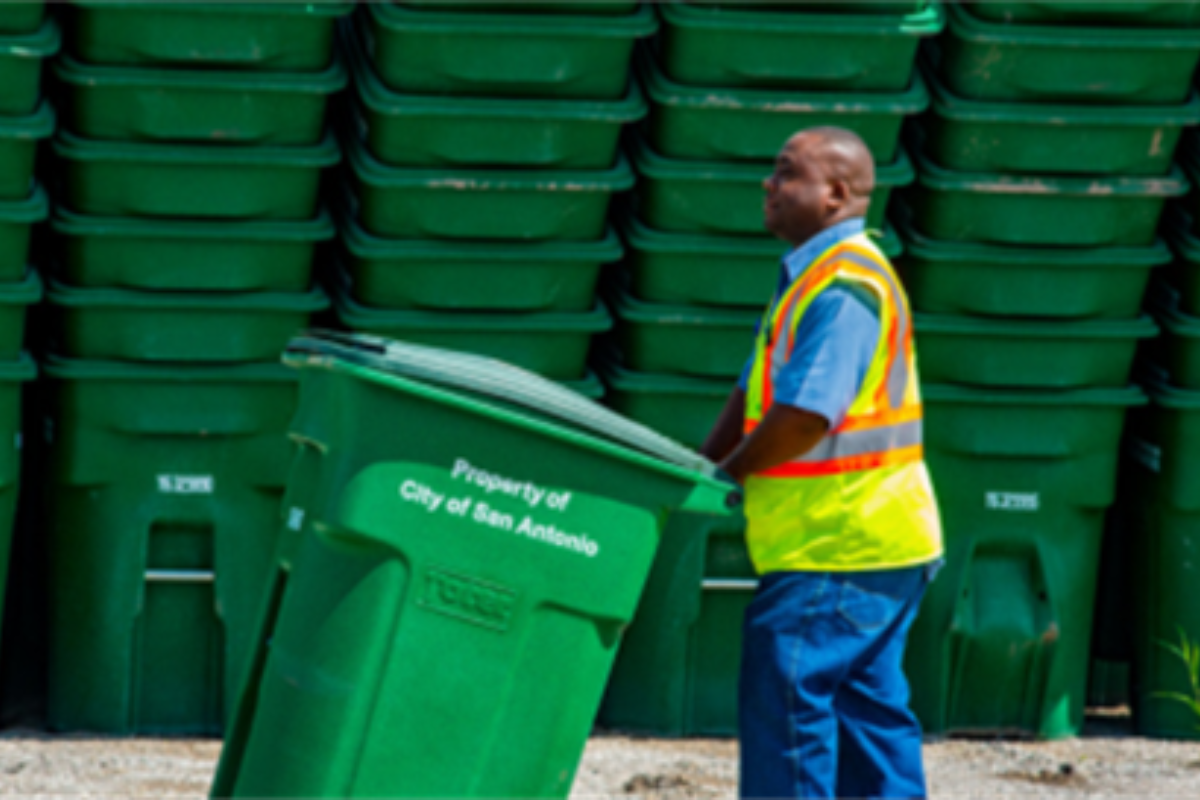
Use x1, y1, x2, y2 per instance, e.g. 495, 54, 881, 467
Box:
700, 388, 746, 463
720, 405, 829, 485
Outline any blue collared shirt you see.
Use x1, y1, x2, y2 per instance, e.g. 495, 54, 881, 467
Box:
737, 218, 881, 429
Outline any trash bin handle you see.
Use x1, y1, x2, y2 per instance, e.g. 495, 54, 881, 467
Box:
702, 578, 758, 591
144, 569, 214, 584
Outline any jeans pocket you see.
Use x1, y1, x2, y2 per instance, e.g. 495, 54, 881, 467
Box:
836, 580, 895, 632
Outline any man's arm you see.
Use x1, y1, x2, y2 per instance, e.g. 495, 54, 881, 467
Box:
719, 406, 828, 485
700, 387, 746, 463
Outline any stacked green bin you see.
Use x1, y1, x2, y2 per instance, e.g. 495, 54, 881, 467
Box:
598, 0, 936, 738
897, 4, 1200, 738
334, 6, 657, 380
43, 1, 346, 735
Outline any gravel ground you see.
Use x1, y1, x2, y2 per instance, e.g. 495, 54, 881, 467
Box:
0, 712, 1194, 797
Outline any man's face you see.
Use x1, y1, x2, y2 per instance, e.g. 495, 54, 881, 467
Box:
763, 134, 833, 246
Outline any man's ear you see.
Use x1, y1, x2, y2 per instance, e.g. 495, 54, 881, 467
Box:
827, 178, 851, 214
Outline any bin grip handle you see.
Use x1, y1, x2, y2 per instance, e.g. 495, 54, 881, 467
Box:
702, 578, 758, 591
145, 569, 214, 584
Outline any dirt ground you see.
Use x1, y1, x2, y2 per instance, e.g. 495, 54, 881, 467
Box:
0, 711, 1194, 797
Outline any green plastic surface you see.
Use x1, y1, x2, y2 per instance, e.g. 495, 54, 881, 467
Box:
212, 332, 736, 796
935, 3, 1200, 105
631, 135, 911, 235
47, 281, 330, 363
52, 129, 340, 220
1164, 208, 1200, 318
362, 2, 657, 99
0, 185, 46, 281
639, 45, 927, 164
53, 52, 346, 145
656, 1, 942, 91
907, 145, 1188, 247
0, 101, 54, 200
347, 136, 632, 241
894, 206, 1168, 319
0, 270, 41, 360
1174, 138, 1200, 236
0, 17, 58, 115
610, 285, 758, 378
339, 210, 619, 312
0, 1, 44, 33
621, 214, 901, 309
909, 382, 1145, 739
920, 63, 1200, 176
1128, 375, 1200, 513
335, 289, 613, 379
43, 355, 298, 734
348, 27, 645, 169
914, 313, 1158, 389
561, 369, 605, 401
66, 1, 352, 71
1148, 284, 1200, 391
395, 0, 637, 12
688, 0, 924, 11
52, 206, 333, 292
0, 351, 36, 696
598, 357, 730, 449
973, 0, 1200, 27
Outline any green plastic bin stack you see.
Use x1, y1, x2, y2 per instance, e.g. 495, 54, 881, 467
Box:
42, 1, 349, 735
895, 0, 1200, 739
331, 4, 658, 385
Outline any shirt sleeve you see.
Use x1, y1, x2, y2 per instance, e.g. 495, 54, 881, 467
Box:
769, 286, 881, 429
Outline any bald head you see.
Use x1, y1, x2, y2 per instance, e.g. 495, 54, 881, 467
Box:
763, 126, 877, 246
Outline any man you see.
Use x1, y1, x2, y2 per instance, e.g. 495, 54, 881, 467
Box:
700, 127, 943, 799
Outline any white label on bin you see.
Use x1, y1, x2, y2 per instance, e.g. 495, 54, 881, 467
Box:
985, 491, 1039, 512
157, 474, 214, 495
287, 507, 305, 531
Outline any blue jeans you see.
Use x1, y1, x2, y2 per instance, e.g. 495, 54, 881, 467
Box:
738, 564, 936, 799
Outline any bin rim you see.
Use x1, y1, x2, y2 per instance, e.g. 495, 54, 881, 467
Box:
69, 0, 354, 17
52, 49, 348, 93
0, 268, 42, 306
893, 201, 1172, 267
283, 331, 741, 514
368, 0, 658, 36
339, 200, 623, 264
47, 278, 329, 312
598, 352, 733, 397
0, 15, 59, 58
630, 132, 914, 188
922, 382, 1147, 407
1148, 281, 1200, 337
348, 22, 647, 122
0, 351, 36, 382
52, 128, 342, 168
43, 352, 296, 381
659, 0, 944, 36
947, 0, 1200, 47
52, 204, 334, 241
0, 100, 54, 140
921, 58, 1200, 126
562, 368, 605, 401
1163, 206, 1200, 265
0, 184, 48, 224
609, 282, 762, 327
348, 132, 634, 192
636, 43, 930, 115
912, 142, 1190, 197
915, 312, 1159, 339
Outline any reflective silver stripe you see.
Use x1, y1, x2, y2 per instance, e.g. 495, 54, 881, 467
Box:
797, 419, 922, 463
703, 578, 759, 591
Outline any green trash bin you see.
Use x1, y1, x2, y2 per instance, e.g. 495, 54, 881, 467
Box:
65, 0, 352, 71
620, 214, 901, 309
0, 1, 44, 34
914, 313, 1158, 389
906, 144, 1188, 247
598, 355, 731, 450
0, 351, 36, 670
46, 281, 329, 363
686, 0, 925, 12
893, 205, 1169, 318
347, 27, 645, 169
972, 0, 1200, 27
631, 134, 911, 236
210, 332, 739, 797
394, 0, 639, 13
919, 62, 1200, 176
1164, 207, 1200, 318
52, 130, 341, 220
600, 512, 752, 737
1147, 283, 1200, 391
610, 284, 758, 379
933, 3, 1200, 106
907, 382, 1145, 739
339, 209, 620, 312
360, 1, 657, 100
0, 185, 46, 281
52, 52, 347, 146
0, 101, 53, 201
346, 137, 633, 241
655, 1, 942, 91
51, 206, 334, 292
335, 281, 612, 380
638, 45, 928, 165
0, 17, 58, 116
0, 270, 42, 360
44, 356, 299, 734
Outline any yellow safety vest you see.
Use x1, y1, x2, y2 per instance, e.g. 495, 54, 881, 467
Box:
743, 231, 943, 574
